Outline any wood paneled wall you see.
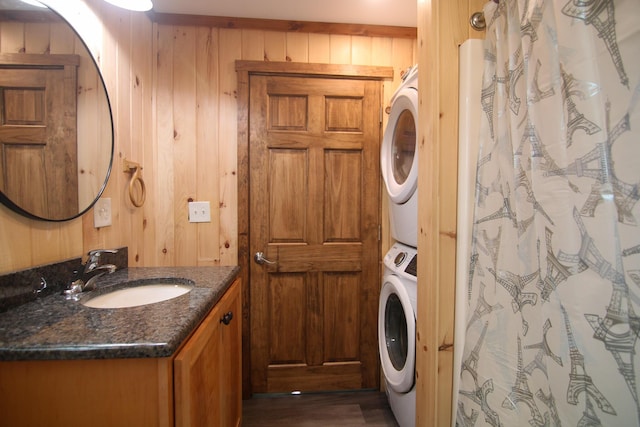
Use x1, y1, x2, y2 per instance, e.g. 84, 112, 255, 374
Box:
0, 0, 415, 275
416, 0, 486, 426
150, 23, 416, 270
0, 0, 152, 273
0, 17, 85, 271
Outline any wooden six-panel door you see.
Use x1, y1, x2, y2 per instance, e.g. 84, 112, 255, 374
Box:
249, 74, 381, 393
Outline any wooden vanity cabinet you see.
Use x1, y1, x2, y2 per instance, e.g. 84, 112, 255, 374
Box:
0, 356, 175, 427
0, 277, 242, 427
174, 276, 242, 427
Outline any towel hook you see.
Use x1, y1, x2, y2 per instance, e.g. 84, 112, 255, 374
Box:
470, 12, 486, 30
122, 158, 146, 207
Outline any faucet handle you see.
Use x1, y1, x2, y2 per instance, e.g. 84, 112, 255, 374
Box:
87, 249, 119, 263
85, 249, 119, 273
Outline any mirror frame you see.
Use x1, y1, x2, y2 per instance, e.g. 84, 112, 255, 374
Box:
0, 0, 114, 222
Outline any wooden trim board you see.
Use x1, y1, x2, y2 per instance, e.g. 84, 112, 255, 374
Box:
147, 12, 417, 39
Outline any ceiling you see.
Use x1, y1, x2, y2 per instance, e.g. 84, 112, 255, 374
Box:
149, 0, 417, 28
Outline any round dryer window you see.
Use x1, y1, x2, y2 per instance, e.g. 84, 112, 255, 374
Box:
381, 85, 419, 204
392, 110, 416, 186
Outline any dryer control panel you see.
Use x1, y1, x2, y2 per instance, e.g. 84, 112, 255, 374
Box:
404, 254, 417, 277
384, 242, 418, 280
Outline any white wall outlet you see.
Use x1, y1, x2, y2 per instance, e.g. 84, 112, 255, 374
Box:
94, 198, 112, 228
188, 201, 211, 223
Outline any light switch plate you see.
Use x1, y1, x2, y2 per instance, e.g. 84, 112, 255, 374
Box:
94, 198, 112, 228
188, 201, 211, 223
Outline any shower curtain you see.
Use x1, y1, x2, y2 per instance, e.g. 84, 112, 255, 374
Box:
456, 0, 640, 426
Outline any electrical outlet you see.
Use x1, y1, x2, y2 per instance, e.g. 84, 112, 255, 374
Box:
94, 198, 112, 228
188, 201, 211, 223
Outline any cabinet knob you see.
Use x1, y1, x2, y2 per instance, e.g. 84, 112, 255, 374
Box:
220, 311, 234, 325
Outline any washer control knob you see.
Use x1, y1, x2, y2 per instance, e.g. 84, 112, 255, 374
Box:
394, 252, 406, 267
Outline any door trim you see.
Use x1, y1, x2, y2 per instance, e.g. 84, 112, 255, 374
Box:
236, 61, 393, 396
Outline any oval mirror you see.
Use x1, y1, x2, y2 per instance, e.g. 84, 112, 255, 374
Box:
0, 0, 113, 221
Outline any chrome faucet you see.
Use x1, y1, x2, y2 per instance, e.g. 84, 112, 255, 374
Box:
64, 249, 118, 300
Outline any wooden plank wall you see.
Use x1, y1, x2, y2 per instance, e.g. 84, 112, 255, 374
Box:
0, 0, 122, 272
0, 0, 152, 273
0, 0, 415, 275
150, 23, 416, 269
416, 0, 486, 426
0, 17, 85, 271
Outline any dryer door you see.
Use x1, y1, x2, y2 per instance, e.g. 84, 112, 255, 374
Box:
378, 274, 416, 393
381, 87, 418, 204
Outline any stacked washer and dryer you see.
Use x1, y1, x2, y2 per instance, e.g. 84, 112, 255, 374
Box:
378, 65, 419, 427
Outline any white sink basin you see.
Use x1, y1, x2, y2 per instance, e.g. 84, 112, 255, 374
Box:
82, 282, 193, 309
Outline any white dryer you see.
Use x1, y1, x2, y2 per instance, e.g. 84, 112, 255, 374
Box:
379, 242, 417, 427
381, 65, 419, 248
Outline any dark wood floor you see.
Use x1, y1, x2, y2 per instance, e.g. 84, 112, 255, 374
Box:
242, 390, 399, 426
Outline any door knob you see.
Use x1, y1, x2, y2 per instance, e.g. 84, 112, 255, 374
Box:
254, 251, 276, 265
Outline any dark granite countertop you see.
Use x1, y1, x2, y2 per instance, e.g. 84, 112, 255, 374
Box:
0, 266, 240, 361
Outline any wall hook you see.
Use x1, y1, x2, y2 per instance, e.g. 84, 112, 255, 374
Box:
470, 12, 486, 31
122, 158, 146, 207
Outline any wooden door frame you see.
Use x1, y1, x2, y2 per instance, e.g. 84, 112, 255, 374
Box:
236, 60, 393, 397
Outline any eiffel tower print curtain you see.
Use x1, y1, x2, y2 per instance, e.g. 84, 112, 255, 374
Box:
456, 0, 640, 426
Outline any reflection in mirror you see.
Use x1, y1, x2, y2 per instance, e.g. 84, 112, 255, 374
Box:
0, 0, 113, 221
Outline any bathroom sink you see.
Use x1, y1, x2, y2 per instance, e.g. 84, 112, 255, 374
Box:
82, 280, 194, 309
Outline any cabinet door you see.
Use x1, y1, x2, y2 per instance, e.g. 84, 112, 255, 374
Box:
174, 298, 222, 427
218, 281, 242, 427
174, 278, 242, 427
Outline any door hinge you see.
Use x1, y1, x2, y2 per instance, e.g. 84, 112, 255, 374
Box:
379, 106, 383, 124
378, 224, 382, 241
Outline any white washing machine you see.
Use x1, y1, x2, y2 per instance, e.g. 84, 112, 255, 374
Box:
379, 242, 417, 427
381, 65, 419, 248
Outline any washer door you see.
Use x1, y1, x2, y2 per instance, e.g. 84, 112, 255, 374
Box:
381, 87, 418, 204
378, 274, 416, 393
